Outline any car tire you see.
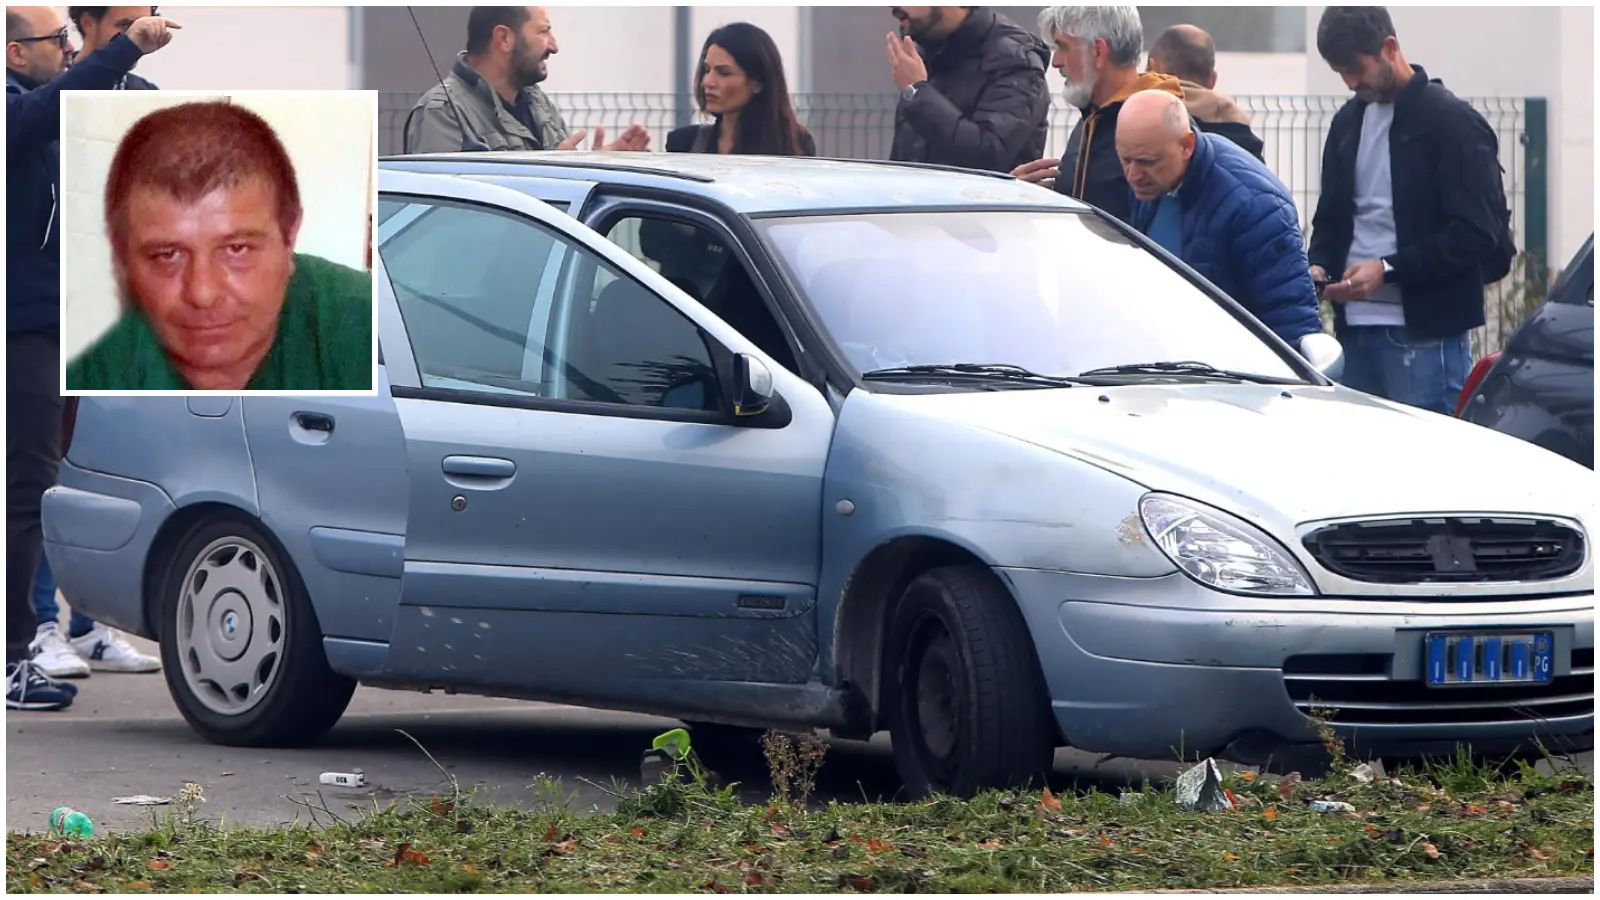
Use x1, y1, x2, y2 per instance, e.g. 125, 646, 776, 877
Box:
157, 513, 355, 747
885, 565, 1056, 799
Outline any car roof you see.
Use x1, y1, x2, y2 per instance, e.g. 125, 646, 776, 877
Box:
379, 151, 1092, 216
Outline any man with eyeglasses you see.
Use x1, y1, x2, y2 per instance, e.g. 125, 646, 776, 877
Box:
69, 7, 160, 89
5, 7, 179, 712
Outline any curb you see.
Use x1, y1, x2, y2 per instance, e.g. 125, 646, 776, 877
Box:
1131, 876, 1593, 894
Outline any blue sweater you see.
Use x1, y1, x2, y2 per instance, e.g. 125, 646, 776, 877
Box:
7, 35, 145, 335
1130, 131, 1323, 344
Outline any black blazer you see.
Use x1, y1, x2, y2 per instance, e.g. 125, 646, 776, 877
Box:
665, 120, 816, 156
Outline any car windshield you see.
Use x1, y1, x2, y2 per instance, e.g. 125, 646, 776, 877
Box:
754, 210, 1305, 383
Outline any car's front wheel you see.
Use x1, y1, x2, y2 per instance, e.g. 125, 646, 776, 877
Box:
157, 514, 354, 747
885, 566, 1056, 799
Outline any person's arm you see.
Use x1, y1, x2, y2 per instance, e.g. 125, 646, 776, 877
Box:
1385, 107, 1504, 284
1228, 185, 1325, 343
900, 51, 1050, 172
405, 96, 474, 154
7, 33, 143, 150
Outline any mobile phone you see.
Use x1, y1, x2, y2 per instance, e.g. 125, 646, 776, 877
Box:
1313, 276, 1335, 294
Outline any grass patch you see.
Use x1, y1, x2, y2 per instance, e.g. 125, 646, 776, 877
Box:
6, 749, 1593, 893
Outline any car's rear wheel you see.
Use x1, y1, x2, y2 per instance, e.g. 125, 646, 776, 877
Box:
885, 566, 1056, 799
157, 514, 354, 747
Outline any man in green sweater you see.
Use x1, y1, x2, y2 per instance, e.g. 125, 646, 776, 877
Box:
66, 100, 372, 392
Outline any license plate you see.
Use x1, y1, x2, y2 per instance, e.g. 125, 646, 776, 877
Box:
1426, 631, 1553, 687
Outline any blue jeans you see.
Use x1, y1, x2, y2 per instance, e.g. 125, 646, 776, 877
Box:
33, 554, 94, 638
1337, 325, 1473, 416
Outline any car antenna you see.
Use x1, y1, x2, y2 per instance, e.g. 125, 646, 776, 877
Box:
403, 6, 489, 153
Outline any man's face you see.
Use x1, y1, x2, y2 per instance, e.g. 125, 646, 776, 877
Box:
1117, 121, 1194, 201
78, 7, 154, 57
6, 8, 73, 83
1052, 33, 1099, 109
117, 178, 300, 385
509, 6, 557, 87
890, 7, 945, 42
1330, 38, 1400, 102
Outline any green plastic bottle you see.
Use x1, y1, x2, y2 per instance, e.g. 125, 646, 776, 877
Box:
49, 807, 94, 838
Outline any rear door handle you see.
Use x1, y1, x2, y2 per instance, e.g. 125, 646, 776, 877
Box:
292, 412, 335, 434
441, 456, 516, 479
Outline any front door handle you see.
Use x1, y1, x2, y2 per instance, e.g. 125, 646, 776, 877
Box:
441, 456, 516, 479
293, 412, 335, 434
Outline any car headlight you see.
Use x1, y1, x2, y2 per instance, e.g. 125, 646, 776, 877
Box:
1139, 493, 1317, 596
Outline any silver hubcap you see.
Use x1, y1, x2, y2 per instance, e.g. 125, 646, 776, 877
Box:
175, 536, 286, 716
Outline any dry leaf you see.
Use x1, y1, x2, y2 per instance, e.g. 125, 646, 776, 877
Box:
707, 879, 733, 894
866, 838, 893, 853
770, 822, 791, 838
1263, 806, 1278, 822
603, 835, 623, 845
977, 838, 1002, 850
1528, 848, 1551, 862
542, 824, 560, 842
462, 864, 480, 875
1038, 786, 1062, 812
838, 872, 875, 891
1240, 771, 1258, 781
233, 871, 263, 886
1422, 843, 1441, 859
1098, 835, 1113, 850
1277, 773, 1302, 799
552, 838, 579, 856
744, 871, 764, 886
1463, 803, 1486, 817
632, 827, 647, 837
386, 842, 432, 867
145, 860, 172, 871
1223, 853, 1239, 862
128, 881, 153, 890
430, 796, 455, 817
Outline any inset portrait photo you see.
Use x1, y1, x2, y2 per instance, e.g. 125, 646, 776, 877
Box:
59, 89, 378, 394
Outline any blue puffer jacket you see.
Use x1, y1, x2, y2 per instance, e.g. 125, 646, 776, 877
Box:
1129, 131, 1323, 344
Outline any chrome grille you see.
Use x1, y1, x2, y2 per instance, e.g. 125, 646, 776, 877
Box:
1283, 651, 1594, 727
1302, 517, 1585, 585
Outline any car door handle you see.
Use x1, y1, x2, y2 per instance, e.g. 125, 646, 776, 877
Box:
441, 456, 516, 479
291, 412, 335, 434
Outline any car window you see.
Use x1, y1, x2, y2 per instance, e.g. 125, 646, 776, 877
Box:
378, 195, 720, 413
603, 213, 798, 374
377, 196, 567, 394
755, 210, 1303, 381
1548, 242, 1594, 306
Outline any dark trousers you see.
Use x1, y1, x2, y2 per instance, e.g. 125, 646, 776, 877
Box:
8, 332, 61, 665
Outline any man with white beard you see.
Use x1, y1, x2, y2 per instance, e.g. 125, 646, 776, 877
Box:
1010, 5, 1182, 224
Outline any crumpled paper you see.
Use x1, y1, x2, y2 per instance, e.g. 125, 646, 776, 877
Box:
112, 795, 171, 806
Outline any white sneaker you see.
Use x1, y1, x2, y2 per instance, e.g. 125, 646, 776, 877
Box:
68, 624, 161, 674
29, 625, 91, 679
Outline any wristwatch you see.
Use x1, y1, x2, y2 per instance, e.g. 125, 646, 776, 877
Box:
902, 80, 927, 102
1381, 258, 1397, 284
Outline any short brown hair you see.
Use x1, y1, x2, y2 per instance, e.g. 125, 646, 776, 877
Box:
105, 100, 302, 250
1149, 24, 1215, 86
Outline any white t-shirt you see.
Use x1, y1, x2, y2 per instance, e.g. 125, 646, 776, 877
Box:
1343, 101, 1406, 327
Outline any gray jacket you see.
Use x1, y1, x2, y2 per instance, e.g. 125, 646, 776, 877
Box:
403, 53, 570, 153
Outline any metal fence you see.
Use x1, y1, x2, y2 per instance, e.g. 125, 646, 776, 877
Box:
378, 91, 1539, 351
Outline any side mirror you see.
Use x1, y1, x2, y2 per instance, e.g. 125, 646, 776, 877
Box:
730, 353, 774, 417
1297, 332, 1345, 382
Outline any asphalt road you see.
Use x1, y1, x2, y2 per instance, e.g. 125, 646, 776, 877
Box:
8, 632, 1591, 835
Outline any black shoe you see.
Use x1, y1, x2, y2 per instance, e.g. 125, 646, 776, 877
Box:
6, 660, 75, 711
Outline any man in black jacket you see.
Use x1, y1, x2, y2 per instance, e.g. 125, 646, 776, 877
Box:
6, 7, 179, 711
69, 7, 160, 89
886, 6, 1051, 174
1308, 7, 1511, 415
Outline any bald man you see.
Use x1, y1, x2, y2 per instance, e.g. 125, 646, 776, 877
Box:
7, 8, 179, 710
1146, 24, 1264, 161
1116, 90, 1322, 347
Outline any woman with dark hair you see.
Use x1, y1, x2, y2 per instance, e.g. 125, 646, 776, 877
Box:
666, 22, 816, 156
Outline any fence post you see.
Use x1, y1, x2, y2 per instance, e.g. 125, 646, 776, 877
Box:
673, 7, 692, 129
1522, 97, 1549, 277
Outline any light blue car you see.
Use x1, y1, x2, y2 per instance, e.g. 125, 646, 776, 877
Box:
45, 153, 1594, 798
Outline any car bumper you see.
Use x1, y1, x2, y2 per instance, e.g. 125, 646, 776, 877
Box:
42, 461, 176, 641
998, 567, 1595, 768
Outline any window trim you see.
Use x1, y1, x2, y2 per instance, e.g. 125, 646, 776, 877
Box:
376, 190, 742, 426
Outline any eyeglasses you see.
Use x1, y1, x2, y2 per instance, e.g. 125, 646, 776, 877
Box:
13, 27, 71, 51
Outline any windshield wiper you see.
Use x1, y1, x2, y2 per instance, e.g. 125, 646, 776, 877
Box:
1075, 360, 1302, 385
861, 363, 1078, 388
